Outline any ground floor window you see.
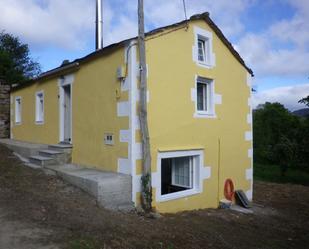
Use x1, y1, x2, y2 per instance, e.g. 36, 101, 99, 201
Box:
156, 150, 204, 202
161, 156, 194, 195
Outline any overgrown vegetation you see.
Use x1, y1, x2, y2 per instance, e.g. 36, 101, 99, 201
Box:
0, 31, 41, 85
254, 163, 309, 186
253, 96, 309, 183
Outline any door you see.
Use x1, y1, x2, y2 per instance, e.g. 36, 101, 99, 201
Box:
61, 84, 71, 143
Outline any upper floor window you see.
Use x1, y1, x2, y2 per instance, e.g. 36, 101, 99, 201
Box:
35, 91, 44, 123
195, 76, 214, 116
15, 97, 21, 124
197, 38, 207, 63
194, 26, 215, 68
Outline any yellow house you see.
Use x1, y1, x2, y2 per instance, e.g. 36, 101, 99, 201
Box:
10, 12, 253, 213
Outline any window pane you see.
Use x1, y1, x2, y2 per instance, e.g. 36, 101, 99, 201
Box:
198, 39, 205, 62
173, 157, 191, 188
197, 83, 205, 111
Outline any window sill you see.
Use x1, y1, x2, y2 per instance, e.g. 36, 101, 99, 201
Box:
157, 188, 201, 202
194, 112, 216, 119
15, 122, 22, 126
196, 61, 213, 69
35, 121, 44, 125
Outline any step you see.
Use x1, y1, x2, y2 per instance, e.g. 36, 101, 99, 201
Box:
47, 164, 134, 211
0, 139, 48, 158
39, 149, 68, 164
48, 144, 73, 153
29, 155, 57, 167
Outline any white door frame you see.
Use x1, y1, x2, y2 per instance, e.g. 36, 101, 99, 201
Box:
59, 77, 73, 144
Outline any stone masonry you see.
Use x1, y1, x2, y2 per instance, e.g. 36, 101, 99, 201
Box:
0, 83, 10, 138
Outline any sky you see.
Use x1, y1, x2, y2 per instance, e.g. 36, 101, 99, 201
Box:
0, 0, 308, 111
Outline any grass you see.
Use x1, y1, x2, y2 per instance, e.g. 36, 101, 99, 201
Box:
254, 163, 309, 186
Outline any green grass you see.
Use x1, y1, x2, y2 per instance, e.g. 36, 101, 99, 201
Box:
254, 163, 309, 186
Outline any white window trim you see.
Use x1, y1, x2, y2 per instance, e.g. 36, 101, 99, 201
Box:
193, 26, 215, 68
194, 76, 216, 118
14, 96, 22, 125
156, 150, 204, 202
35, 90, 44, 124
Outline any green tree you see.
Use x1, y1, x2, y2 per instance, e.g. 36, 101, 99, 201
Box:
0, 31, 41, 85
253, 102, 300, 175
298, 95, 309, 107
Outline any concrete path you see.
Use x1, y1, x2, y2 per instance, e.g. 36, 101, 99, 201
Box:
0, 208, 60, 249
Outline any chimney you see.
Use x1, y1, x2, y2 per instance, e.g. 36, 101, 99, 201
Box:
96, 0, 103, 50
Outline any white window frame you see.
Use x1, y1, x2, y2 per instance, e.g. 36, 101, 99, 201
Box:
193, 26, 215, 68
15, 96, 22, 125
157, 150, 204, 202
35, 90, 44, 124
195, 76, 215, 117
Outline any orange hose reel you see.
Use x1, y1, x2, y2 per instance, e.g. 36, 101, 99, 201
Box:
224, 178, 235, 201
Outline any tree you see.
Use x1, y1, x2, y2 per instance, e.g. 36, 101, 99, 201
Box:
0, 31, 41, 85
253, 102, 300, 175
298, 95, 309, 107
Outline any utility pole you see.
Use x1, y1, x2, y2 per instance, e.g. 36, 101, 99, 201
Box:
138, 0, 152, 211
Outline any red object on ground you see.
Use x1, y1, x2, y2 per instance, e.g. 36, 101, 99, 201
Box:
224, 178, 235, 201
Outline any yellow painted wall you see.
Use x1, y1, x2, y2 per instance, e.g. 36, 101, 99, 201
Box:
71, 49, 129, 172
142, 19, 252, 213
11, 78, 59, 145
11, 47, 129, 173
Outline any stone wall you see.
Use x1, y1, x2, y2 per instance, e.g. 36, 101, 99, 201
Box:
0, 84, 10, 138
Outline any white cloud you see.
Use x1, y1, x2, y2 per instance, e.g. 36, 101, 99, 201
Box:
236, 0, 309, 78
237, 33, 309, 76
144, 0, 251, 38
0, 0, 94, 49
0, 0, 251, 50
253, 83, 309, 111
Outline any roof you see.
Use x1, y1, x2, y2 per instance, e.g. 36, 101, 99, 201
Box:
12, 12, 253, 91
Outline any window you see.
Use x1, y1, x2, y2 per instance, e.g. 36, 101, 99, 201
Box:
157, 150, 208, 202
172, 156, 193, 188
35, 91, 44, 123
161, 156, 195, 196
198, 38, 206, 63
196, 77, 213, 113
15, 97, 21, 124
194, 26, 215, 67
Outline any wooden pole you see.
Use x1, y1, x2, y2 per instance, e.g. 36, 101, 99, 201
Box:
138, 0, 152, 211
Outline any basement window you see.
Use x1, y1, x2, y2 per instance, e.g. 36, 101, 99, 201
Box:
161, 156, 193, 196
35, 91, 44, 124
158, 150, 205, 203
15, 97, 21, 124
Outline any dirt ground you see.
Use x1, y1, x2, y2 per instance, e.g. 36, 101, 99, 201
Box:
0, 144, 308, 249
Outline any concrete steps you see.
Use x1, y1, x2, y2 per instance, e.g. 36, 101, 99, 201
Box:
29, 155, 56, 167
48, 164, 134, 211
0, 139, 134, 212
